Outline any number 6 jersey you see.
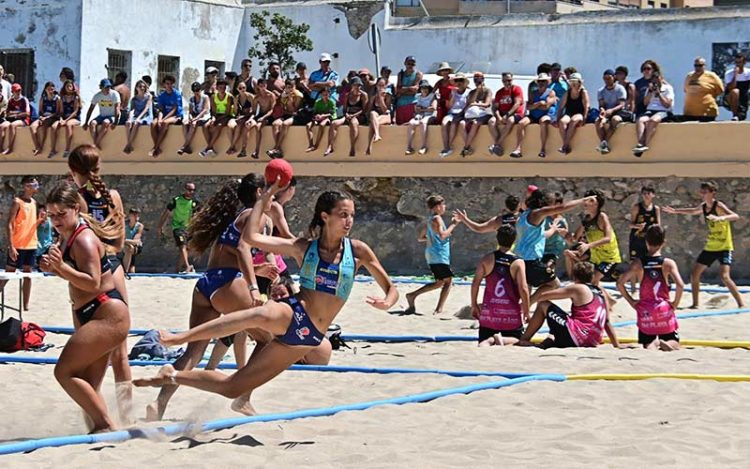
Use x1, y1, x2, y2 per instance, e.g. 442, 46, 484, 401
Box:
480, 251, 522, 330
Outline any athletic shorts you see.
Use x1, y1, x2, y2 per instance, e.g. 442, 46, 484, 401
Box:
528, 114, 552, 124
696, 250, 732, 267
638, 330, 680, 345
94, 115, 116, 125
545, 304, 577, 348
173, 228, 189, 247
596, 262, 628, 282
478, 326, 524, 343
464, 114, 492, 125
641, 110, 672, 121
629, 235, 647, 261
429, 263, 454, 281
524, 259, 557, 288
6, 249, 36, 268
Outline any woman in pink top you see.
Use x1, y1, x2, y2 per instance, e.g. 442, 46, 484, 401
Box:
617, 225, 684, 351
519, 261, 620, 348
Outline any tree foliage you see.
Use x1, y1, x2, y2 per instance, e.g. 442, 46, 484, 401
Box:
247, 10, 314, 74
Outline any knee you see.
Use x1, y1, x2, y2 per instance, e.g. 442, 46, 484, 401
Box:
720, 272, 732, 284
442, 278, 453, 288
54, 362, 71, 384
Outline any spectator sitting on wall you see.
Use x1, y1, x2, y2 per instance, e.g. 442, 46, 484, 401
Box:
0, 83, 31, 155
358, 68, 376, 97
683, 56, 723, 122
157, 182, 200, 274
309, 53, 339, 102
366, 77, 393, 155
228, 80, 256, 158
405, 79, 436, 155
460, 72, 493, 157
549, 62, 569, 108
563, 66, 578, 81
238, 58, 256, 94
488, 72, 524, 156
200, 79, 235, 158
50, 79, 81, 158
202, 66, 220, 96
614, 65, 636, 123
150, 75, 183, 157
336, 70, 357, 118
83, 78, 120, 150
123, 79, 154, 154
268, 78, 302, 159
224, 71, 238, 96
0, 65, 11, 102
594, 69, 627, 155
58, 67, 77, 94
178, 81, 211, 156
511, 73, 557, 159
527, 63, 552, 101
395, 55, 423, 125
305, 86, 336, 152
113, 72, 131, 126
327, 76, 368, 157
439, 73, 470, 158
380, 65, 396, 98
434, 62, 454, 124
634, 59, 661, 118
251, 78, 276, 159
294, 62, 314, 125
122, 207, 144, 274
31, 81, 61, 156
266, 61, 285, 96
556, 72, 589, 155
724, 52, 749, 121
633, 71, 674, 157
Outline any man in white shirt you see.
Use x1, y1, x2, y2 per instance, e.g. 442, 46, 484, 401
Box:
725, 52, 750, 121
83, 78, 121, 149
0, 65, 11, 102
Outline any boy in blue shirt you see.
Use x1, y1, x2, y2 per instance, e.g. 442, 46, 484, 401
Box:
150, 75, 183, 157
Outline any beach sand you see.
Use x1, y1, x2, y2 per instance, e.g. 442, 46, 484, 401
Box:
1, 276, 748, 468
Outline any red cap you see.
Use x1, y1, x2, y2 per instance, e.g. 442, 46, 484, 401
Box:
11, 83, 21, 92
527, 184, 539, 193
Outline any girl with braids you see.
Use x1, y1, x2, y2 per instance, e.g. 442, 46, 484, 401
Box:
135, 183, 399, 416
67, 144, 133, 424
39, 182, 130, 433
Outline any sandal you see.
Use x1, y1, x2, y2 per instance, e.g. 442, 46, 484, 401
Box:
537, 150, 546, 158
509, 150, 522, 158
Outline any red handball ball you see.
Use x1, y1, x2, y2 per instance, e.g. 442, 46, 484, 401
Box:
265, 159, 294, 187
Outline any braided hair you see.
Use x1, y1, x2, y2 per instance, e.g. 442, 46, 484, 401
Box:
307, 190, 353, 239
67, 144, 123, 243
188, 179, 241, 255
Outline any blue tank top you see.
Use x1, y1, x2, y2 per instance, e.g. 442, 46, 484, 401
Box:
125, 221, 142, 240
62, 95, 79, 119
41, 94, 59, 116
425, 216, 450, 265
298, 238, 356, 301
130, 95, 152, 120
529, 87, 556, 120
515, 210, 546, 260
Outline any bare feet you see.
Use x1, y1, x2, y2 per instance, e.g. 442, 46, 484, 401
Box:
133, 364, 176, 387
230, 396, 256, 416
145, 402, 163, 422
405, 292, 415, 311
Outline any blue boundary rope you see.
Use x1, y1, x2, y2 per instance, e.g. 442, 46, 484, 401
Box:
0, 374, 564, 456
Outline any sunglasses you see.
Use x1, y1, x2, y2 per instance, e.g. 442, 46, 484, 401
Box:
406, 62, 416, 66
694, 63, 705, 67
642, 67, 653, 71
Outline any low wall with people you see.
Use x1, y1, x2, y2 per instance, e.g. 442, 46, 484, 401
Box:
0, 122, 749, 178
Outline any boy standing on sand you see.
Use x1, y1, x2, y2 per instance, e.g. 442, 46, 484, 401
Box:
471, 224, 530, 346
406, 195, 460, 315
617, 225, 684, 351
663, 181, 743, 308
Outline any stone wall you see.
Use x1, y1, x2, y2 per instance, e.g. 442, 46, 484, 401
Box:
2, 175, 747, 281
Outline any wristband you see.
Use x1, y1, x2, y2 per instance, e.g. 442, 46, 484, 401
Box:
248, 284, 259, 292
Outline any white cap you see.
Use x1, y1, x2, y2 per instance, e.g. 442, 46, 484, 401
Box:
206, 66, 219, 74
319, 52, 332, 62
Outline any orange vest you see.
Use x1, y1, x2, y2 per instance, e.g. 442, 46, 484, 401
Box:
11, 197, 38, 249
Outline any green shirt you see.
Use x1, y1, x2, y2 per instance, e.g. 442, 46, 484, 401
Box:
167, 195, 199, 230
313, 97, 337, 119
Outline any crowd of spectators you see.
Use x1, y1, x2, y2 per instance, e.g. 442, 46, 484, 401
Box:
0, 52, 747, 158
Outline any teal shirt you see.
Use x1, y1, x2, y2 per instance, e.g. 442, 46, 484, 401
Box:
543, 216, 568, 258
425, 215, 451, 265
35, 219, 54, 256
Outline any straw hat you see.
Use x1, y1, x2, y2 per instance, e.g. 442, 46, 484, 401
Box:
437, 62, 453, 73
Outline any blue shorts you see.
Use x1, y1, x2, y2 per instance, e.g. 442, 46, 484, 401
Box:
94, 115, 116, 125
276, 296, 324, 347
195, 268, 241, 300
6, 249, 36, 269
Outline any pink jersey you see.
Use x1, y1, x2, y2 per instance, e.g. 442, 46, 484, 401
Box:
636, 256, 678, 335
479, 252, 522, 330
253, 251, 287, 273
566, 285, 608, 347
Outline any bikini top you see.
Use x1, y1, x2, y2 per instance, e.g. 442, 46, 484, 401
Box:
217, 208, 250, 249
298, 238, 356, 301
63, 222, 112, 272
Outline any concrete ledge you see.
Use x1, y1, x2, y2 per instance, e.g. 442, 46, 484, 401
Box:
0, 122, 747, 177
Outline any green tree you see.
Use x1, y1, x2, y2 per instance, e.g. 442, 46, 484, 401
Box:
248, 10, 314, 74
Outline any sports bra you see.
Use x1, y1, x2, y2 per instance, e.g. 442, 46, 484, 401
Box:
298, 238, 356, 301
63, 222, 112, 272
217, 208, 250, 249
79, 187, 109, 223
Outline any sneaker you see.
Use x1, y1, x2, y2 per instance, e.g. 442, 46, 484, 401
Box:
405, 147, 415, 155
439, 149, 453, 158
600, 142, 610, 154
509, 150, 522, 159
62, 150, 70, 158
418, 147, 427, 155
731, 116, 739, 121
198, 149, 208, 158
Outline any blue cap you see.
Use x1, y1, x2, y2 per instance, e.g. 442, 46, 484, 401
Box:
405, 56, 416, 64
100, 78, 113, 88
603, 69, 615, 76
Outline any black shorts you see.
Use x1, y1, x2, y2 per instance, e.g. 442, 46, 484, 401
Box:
465, 114, 492, 125
524, 259, 557, 288
220, 334, 235, 347
528, 114, 552, 124
595, 262, 628, 282
478, 326, 524, 343
429, 263, 453, 280
173, 228, 189, 247
545, 304, 577, 348
638, 330, 680, 345
629, 234, 647, 261
6, 249, 36, 268
257, 276, 273, 295
615, 110, 634, 122
696, 250, 732, 267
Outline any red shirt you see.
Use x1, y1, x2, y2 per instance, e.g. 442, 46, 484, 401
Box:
493, 85, 524, 117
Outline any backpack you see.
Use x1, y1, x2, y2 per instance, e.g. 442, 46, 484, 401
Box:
0, 317, 46, 352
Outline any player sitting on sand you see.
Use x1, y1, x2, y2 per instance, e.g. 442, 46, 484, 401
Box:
471, 224, 530, 346
616, 225, 684, 351
662, 181, 744, 309
518, 261, 620, 348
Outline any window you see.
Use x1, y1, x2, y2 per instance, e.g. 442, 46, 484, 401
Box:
660, 2, 668, 6
107, 49, 131, 85
0, 49, 35, 98
204, 60, 225, 77
647, 0, 655, 6
157, 55, 180, 90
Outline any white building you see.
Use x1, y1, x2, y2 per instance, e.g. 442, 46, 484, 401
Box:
0, 0, 748, 116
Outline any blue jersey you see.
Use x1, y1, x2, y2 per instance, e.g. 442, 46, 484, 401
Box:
425, 216, 450, 265
515, 210, 545, 260
299, 238, 356, 301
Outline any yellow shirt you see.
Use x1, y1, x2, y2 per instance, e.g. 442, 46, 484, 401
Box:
704, 201, 733, 252
585, 214, 621, 264
11, 197, 38, 250
683, 71, 723, 117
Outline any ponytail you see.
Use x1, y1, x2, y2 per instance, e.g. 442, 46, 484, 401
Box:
307, 190, 352, 239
